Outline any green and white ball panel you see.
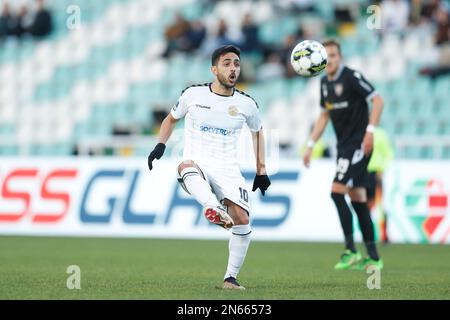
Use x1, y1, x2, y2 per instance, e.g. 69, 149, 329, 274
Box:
290, 40, 328, 78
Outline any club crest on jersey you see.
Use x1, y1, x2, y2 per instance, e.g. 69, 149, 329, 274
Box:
334, 83, 343, 96
228, 106, 239, 116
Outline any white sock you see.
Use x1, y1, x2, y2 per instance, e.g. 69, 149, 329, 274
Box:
224, 224, 252, 280
180, 167, 220, 208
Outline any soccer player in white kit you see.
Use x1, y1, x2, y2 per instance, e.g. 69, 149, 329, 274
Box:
147, 45, 271, 290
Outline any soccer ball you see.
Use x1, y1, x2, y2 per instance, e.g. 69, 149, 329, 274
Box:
290, 40, 328, 77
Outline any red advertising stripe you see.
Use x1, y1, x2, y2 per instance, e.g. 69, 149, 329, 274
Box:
428, 195, 447, 207
0, 169, 38, 222
423, 216, 444, 238
32, 169, 78, 223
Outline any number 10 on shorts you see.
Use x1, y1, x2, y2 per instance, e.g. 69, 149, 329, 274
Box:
239, 187, 248, 203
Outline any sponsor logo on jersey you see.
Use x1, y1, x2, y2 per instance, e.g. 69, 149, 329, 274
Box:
195, 104, 212, 109
325, 102, 333, 110
325, 101, 348, 110
199, 125, 236, 136
228, 106, 239, 116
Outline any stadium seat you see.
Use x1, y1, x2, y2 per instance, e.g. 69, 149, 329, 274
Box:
0, 0, 447, 158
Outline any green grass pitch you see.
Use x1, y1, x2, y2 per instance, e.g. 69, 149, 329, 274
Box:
1, 236, 449, 299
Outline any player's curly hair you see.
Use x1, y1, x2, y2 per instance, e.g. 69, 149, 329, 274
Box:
211, 45, 241, 66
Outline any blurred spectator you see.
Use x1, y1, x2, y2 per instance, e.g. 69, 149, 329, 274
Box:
419, 5, 450, 78
4, 4, 27, 38
162, 15, 206, 57
0, 3, 11, 39
421, 0, 449, 23
214, 19, 235, 45
162, 13, 190, 57
0, 0, 52, 40
256, 53, 284, 82
185, 20, 207, 52
367, 127, 394, 244
380, 0, 410, 35
276, 34, 300, 78
174, 20, 204, 54
410, 0, 424, 25
434, 6, 450, 45
168, 19, 207, 56
201, 19, 238, 58
28, 0, 53, 38
240, 13, 261, 54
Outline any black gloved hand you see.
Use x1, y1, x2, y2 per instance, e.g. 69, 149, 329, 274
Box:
148, 143, 166, 171
252, 174, 271, 196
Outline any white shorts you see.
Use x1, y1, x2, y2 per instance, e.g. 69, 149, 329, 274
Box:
177, 163, 250, 213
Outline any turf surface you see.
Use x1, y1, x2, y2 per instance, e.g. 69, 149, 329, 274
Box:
1, 236, 449, 299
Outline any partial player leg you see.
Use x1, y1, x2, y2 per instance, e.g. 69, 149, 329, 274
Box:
206, 170, 250, 288
368, 172, 389, 244
349, 187, 383, 270
366, 171, 377, 211
331, 182, 361, 269
375, 172, 389, 244
177, 161, 234, 229
222, 199, 250, 290
331, 182, 356, 252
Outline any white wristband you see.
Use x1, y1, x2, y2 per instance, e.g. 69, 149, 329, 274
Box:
366, 124, 375, 133
307, 139, 315, 148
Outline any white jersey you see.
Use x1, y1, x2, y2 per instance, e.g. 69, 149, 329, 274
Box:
171, 83, 262, 168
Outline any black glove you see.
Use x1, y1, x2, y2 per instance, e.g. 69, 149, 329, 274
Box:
252, 174, 271, 196
148, 143, 166, 171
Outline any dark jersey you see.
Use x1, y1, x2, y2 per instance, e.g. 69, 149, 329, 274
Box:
320, 66, 376, 150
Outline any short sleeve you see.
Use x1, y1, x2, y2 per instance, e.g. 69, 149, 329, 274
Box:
349, 70, 376, 99
170, 90, 190, 119
246, 101, 262, 132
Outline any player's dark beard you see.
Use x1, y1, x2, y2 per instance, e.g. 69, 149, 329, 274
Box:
217, 73, 235, 89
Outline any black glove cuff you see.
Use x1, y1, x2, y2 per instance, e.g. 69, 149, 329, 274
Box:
155, 142, 166, 151
153, 143, 166, 159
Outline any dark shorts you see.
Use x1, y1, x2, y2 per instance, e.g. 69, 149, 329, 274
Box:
333, 146, 372, 188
